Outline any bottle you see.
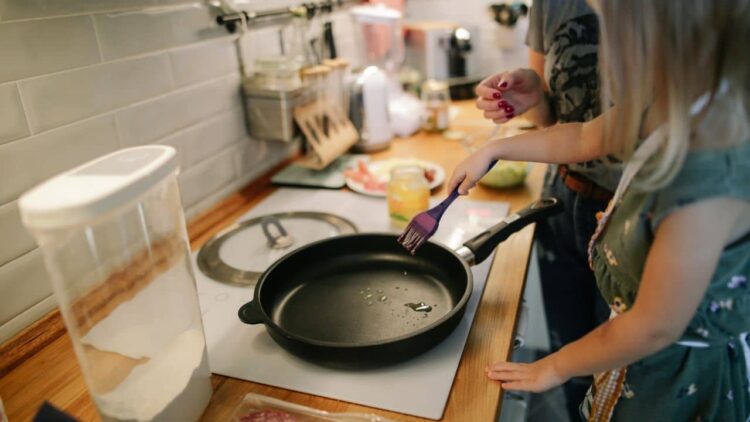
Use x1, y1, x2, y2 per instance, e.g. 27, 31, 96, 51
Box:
388, 165, 430, 229
421, 79, 451, 132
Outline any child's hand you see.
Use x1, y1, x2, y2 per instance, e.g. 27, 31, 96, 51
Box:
449, 152, 497, 195
486, 355, 567, 393
475, 69, 544, 124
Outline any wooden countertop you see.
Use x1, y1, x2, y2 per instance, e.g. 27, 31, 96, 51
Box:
0, 102, 544, 422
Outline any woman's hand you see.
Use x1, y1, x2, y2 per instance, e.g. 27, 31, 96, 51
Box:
448, 146, 498, 195
486, 355, 568, 393
475, 69, 545, 124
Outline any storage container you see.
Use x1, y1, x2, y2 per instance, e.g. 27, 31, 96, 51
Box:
19, 146, 212, 422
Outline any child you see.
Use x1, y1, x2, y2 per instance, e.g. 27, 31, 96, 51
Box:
449, 0, 750, 419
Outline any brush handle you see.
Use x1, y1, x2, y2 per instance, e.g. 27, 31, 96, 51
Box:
436, 160, 498, 216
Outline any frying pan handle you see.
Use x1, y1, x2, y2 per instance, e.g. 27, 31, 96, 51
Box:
460, 197, 562, 265
238, 300, 265, 325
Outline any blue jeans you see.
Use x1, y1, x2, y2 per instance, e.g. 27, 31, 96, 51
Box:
535, 168, 610, 420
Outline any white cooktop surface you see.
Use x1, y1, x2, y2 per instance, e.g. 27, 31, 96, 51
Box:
193, 188, 509, 419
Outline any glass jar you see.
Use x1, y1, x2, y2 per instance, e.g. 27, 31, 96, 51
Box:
387, 165, 430, 229
19, 146, 212, 422
421, 79, 451, 132
254, 56, 302, 90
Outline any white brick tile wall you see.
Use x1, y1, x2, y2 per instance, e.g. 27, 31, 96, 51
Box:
178, 108, 248, 167
20, 55, 174, 133
178, 147, 237, 209
0, 83, 29, 144
0, 250, 52, 328
0, 115, 120, 204
0, 201, 36, 266
169, 38, 239, 87
115, 72, 241, 146
93, 6, 226, 60
0, 15, 101, 83
0, 0, 157, 21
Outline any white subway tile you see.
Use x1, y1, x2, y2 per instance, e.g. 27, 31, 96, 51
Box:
94, 5, 226, 60
0, 0, 157, 21
169, 38, 239, 87
20, 55, 173, 133
0, 115, 120, 204
232, 137, 297, 178
0, 249, 53, 326
116, 73, 241, 146
0, 201, 36, 266
0, 83, 29, 145
0, 16, 100, 83
183, 108, 247, 167
177, 148, 237, 209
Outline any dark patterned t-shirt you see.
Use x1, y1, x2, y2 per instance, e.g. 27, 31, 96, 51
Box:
526, 0, 621, 191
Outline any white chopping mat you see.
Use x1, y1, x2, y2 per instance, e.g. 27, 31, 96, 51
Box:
193, 189, 509, 420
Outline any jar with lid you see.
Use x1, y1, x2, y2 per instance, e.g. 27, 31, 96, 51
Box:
387, 165, 430, 229
421, 79, 451, 132
19, 146, 212, 422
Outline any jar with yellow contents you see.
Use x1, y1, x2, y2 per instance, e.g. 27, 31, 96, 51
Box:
387, 165, 430, 229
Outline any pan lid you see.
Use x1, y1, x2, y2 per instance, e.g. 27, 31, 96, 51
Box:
197, 211, 357, 286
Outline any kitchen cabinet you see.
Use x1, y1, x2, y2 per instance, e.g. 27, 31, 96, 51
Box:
0, 101, 545, 421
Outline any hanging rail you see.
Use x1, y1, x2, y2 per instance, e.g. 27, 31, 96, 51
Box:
216, 0, 359, 33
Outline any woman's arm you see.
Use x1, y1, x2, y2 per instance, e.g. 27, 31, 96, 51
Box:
449, 110, 608, 194
522, 50, 556, 127
487, 196, 749, 392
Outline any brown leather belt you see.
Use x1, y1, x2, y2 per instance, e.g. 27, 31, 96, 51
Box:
557, 165, 614, 202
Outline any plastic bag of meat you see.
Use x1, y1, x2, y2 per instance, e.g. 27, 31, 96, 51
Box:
231, 393, 393, 422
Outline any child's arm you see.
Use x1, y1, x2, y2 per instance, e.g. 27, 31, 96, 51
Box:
486, 196, 750, 392
449, 110, 609, 194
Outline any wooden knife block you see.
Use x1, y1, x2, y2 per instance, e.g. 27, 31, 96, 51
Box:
293, 100, 358, 170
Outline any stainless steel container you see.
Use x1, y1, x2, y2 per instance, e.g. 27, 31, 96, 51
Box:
242, 80, 309, 143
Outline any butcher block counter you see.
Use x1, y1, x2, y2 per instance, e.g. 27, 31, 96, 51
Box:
0, 101, 545, 422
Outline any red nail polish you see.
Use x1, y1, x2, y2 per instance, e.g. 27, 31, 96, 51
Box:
505, 106, 514, 113
499, 81, 509, 89
492, 92, 502, 99
507, 112, 515, 118
499, 100, 508, 107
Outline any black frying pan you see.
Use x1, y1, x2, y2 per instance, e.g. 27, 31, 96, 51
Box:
239, 198, 562, 367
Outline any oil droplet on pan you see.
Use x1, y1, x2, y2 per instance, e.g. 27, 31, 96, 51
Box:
405, 302, 432, 313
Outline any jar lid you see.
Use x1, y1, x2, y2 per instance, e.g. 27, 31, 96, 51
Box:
19, 146, 178, 230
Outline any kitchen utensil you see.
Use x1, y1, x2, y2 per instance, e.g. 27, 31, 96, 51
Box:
403, 21, 456, 82
398, 158, 498, 254
448, 27, 472, 78
349, 66, 393, 152
197, 211, 357, 286
271, 154, 365, 189
243, 77, 308, 143
295, 66, 358, 170
18, 146, 212, 421
238, 198, 561, 367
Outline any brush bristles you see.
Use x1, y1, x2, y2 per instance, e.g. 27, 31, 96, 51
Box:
398, 224, 429, 255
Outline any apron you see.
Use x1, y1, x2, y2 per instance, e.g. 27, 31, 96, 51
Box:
581, 83, 748, 422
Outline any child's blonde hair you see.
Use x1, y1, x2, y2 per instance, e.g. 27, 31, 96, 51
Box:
593, 0, 750, 190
